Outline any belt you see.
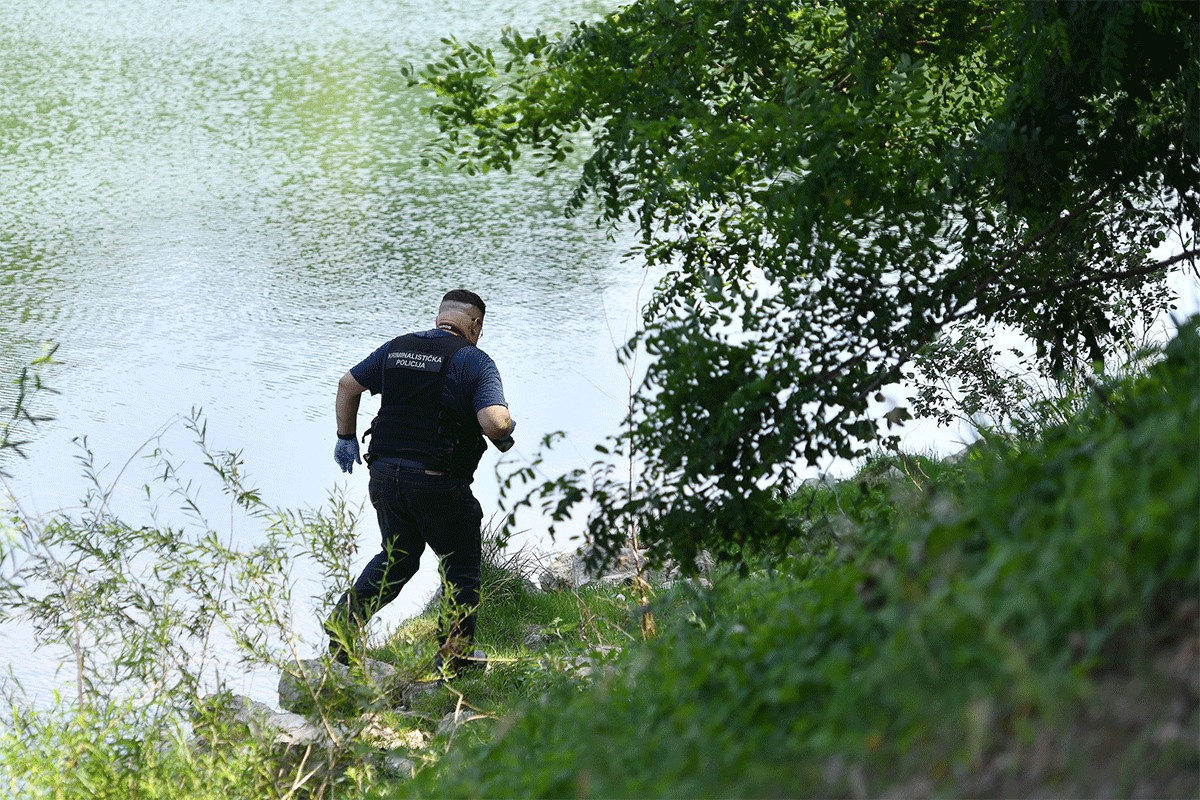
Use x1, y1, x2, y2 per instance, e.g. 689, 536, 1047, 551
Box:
371, 457, 448, 477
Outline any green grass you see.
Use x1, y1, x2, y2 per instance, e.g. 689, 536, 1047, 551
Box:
1, 698, 282, 800
367, 319, 1199, 798
3, 320, 1195, 799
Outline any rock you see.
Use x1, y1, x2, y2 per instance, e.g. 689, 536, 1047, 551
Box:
564, 656, 596, 680
535, 546, 643, 590
436, 710, 489, 737
382, 752, 418, 778
400, 679, 444, 710
190, 693, 344, 759
597, 569, 638, 587
277, 657, 403, 714
540, 653, 607, 681
192, 693, 277, 735
364, 729, 432, 753
596, 546, 650, 587
194, 680, 446, 794
270, 713, 338, 749
537, 550, 589, 591
360, 713, 428, 751
946, 440, 992, 463
536, 544, 709, 592
522, 624, 553, 648
858, 464, 907, 488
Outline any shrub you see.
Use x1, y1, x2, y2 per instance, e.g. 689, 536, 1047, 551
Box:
382, 318, 1199, 798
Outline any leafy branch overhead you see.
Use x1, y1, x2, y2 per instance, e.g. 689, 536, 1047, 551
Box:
413, 0, 1199, 570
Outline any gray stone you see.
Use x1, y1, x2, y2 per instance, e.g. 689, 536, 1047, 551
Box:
382, 752, 418, 778
522, 624, 553, 648
595, 546, 647, 582
360, 713, 429, 751
861, 464, 906, 487
436, 710, 489, 737
537, 550, 589, 591
189, 693, 345, 760
277, 657, 402, 714
269, 713, 338, 748
532, 540, 716, 597
596, 570, 638, 587
540, 653, 603, 681
946, 442, 979, 462
801, 473, 838, 487
400, 679, 444, 710
194, 689, 456, 794
535, 545, 666, 592
194, 693, 277, 734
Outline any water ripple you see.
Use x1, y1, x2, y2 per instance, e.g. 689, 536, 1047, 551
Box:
0, 0, 638, 709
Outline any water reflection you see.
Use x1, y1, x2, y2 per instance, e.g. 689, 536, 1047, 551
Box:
0, 0, 638, 706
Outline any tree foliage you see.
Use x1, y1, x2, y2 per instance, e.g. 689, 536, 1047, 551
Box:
413, 0, 1199, 570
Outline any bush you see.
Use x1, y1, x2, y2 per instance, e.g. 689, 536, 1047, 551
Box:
382, 318, 1199, 798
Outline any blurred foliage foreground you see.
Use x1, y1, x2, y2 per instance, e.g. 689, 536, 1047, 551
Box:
0, 319, 1197, 799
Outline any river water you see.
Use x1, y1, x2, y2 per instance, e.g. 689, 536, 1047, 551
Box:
2, 0, 1195, 712
0, 0, 647, 707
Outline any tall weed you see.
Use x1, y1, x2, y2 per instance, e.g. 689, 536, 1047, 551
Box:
0, 404, 377, 798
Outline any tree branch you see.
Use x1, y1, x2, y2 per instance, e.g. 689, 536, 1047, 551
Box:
824, 247, 1199, 450
992, 191, 1109, 277
971, 248, 1200, 321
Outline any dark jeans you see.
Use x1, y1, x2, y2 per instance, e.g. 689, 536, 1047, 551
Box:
333, 461, 484, 653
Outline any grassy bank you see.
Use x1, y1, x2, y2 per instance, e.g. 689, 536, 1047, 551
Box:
371, 319, 1198, 798
1, 321, 1196, 798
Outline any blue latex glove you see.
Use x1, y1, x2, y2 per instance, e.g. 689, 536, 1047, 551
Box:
334, 437, 361, 473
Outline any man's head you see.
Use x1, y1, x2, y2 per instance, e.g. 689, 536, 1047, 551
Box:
441, 289, 486, 318
437, 289, 487, 344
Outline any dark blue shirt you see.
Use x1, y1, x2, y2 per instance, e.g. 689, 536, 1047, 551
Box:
350, 330, 507, 421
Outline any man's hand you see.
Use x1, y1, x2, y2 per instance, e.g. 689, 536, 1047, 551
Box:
334, 436, 362, 473
477, 405, 513, 441
492, 418, 515, 452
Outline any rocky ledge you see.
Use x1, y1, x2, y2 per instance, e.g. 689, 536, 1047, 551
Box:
192, 656, 488, 784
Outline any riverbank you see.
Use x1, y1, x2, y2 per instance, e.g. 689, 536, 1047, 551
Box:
2, 320, 1196, 798
329, 320, 1200, 798
212, 321, 1196, 798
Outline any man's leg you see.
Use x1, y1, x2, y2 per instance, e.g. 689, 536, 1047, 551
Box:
436, 543, 482, 663
326, 465, 424, 661
417, 481, 484, 672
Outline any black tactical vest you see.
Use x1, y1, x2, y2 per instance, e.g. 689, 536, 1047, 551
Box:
365, 332, 487, 479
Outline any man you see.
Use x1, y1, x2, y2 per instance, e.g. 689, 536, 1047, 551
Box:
329, 289, 514, 675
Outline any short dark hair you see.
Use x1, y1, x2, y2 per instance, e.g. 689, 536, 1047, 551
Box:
441, 289, 486, 317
